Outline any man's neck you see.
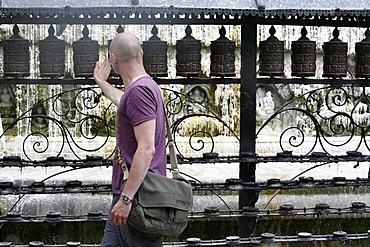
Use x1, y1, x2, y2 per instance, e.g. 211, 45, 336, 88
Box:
122, 73, 148, 88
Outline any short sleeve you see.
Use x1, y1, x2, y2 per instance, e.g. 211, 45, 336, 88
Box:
126, 86, 157, 126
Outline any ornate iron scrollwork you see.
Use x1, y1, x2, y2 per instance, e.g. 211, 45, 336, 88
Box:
0, 86, 116, 161
164, 88, 239, 160
257, 85, 370, 156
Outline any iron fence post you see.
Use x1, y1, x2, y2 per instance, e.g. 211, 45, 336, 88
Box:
239, 16, 259, 239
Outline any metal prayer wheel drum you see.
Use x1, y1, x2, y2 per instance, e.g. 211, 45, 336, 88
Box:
72, 25, 99, 78
355, 28, 370, 79
3, 25, 30, 77
291, 27, 316, 78
259, 26, 284, 77
39, 25, 65, 78
322, 27, 348, 78
210, 26, 236, 77
176, 25, 201, 77
143, 25, 168, 77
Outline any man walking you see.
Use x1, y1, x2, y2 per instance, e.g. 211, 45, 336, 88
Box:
94, 32, 166, 247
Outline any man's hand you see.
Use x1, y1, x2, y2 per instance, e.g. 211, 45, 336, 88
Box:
94, 59, 112, 85
110, 199, 132, 226
93, 58, 123, 106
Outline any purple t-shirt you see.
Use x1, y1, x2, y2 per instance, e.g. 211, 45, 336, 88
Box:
112, 76, 166, 194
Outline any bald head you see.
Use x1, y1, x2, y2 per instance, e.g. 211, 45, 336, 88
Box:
110, 32, 142, 62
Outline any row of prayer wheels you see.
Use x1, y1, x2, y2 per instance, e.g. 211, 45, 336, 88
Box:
3, 24, 370, 79
3, 24, 235, 78
260, 26, 370, 79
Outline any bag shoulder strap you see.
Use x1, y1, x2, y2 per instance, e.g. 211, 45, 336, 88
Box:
165, 111, 180, 178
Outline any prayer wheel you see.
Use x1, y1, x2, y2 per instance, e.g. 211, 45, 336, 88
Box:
176, 25, 201, 77
39, 25, 65, 78
291, 27, 316, 78
355, 28, 370, 79
322, 27, 348, 78
210, 26, 236, 77
259, 26, 284, 77
3, 24, 30, 77
72, 25, 99, 78
142, 25, 168, 77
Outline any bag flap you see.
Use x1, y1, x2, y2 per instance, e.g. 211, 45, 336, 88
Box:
136, 172, 193, 211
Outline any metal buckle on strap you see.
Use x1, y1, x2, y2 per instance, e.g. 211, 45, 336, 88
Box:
115, 148, 127, 171
118, 155, 127, 171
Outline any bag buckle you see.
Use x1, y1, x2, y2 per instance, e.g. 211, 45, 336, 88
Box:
171, 168, 180, 177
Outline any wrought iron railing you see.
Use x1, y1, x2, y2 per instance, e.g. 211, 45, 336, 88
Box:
1, 86, 116, 161
0, 86, 240, 163
4, 84, 370, 163
257, 85, 370, 158
3, 84, 370, 163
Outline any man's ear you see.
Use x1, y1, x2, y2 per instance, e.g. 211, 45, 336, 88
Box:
111, 53, 118, 64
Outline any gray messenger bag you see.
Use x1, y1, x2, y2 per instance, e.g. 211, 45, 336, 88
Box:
127, 171, 193, 236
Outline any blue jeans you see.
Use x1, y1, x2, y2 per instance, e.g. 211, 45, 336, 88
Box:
101, 194, 164, 247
